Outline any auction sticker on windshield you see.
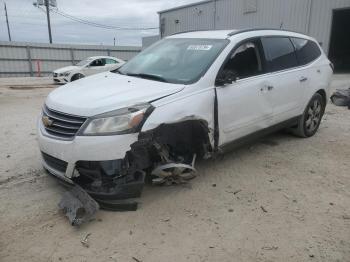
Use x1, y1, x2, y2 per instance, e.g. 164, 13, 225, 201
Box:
187, 45, 213, 51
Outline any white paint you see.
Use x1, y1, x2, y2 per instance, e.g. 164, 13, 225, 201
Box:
38, 29, 333, 179
46, 72, 184, 117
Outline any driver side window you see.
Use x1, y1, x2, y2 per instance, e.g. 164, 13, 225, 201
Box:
222, 40, 264, 80
90, 59, 105, 67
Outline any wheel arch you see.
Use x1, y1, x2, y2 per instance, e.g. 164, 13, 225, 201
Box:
316, 89, 327, 106
70, 72, 85, 82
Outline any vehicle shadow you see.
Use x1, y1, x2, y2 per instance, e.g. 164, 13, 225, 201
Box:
139, 130, 296, 207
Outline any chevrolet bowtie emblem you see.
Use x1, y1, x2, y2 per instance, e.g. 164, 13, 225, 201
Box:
42, 116, 53, 127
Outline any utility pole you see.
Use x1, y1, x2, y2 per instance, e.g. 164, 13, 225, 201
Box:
4, 3, 11, 41
45, 0, 53, 43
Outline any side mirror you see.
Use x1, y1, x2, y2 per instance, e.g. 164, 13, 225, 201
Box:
215, 70, 238, 86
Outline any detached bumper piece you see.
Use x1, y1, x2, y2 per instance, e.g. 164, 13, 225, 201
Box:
331, 88, 350, 109
58, 185, 99, 226
57, 160, 146, 225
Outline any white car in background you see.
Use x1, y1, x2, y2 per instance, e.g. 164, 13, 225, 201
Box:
53, 56, 125, 83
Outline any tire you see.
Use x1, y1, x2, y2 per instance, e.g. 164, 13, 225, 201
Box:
71, 73, 84, 82
292, 93, 325, 138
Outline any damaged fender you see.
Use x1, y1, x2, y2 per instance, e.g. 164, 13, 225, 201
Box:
142, 88, 216, 148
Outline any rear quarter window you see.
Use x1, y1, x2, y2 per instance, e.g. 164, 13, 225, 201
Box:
261, 37, 298, 72
291, 38, 322, 66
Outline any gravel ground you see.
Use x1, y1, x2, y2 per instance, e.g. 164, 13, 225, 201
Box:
0, 76, 349, 262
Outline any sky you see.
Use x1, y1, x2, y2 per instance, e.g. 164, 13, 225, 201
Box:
0, 0, 199, 46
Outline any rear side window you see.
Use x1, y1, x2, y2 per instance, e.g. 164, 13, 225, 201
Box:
106, 58, 118, 64
291, 38, 321, 66
261, 37, 298, 72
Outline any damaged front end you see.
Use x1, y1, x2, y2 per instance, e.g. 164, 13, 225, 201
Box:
75, 119, 212, 195
58, 120, 212, 223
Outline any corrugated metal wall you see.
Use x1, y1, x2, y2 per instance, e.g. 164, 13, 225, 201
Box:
0, 41, 141, 77
160, 1, 215, 36
159, 0, 350, 54
142, 35, 161, 49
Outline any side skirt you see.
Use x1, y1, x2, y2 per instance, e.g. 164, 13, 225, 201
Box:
219, 116, 300, 154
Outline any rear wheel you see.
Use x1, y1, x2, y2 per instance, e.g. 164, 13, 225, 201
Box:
292, 93, 325, 138
71, 73, 84, 82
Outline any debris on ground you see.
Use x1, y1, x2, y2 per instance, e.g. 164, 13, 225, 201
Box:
233, 189, 242, 195
262, 246, 278, 251
331, 88, 350, 108
80, 233, 91, 248
342, 215, 350, 220
132, 256, 142, 262
58, 186, 99, 226
260, 206, 268, 213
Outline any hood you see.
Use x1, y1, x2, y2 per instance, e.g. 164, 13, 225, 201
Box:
46, 72, 185, 116
54, 66, 80, 74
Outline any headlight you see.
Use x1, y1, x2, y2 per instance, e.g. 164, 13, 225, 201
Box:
63, 71, 71, 77
81, 103, 152, 136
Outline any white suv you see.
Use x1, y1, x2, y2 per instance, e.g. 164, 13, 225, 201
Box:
38, 29, 333, 199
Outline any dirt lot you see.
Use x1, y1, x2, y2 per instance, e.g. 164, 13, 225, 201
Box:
0, 76, 350, 262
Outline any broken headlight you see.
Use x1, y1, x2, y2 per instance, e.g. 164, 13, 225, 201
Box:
80, 103, 152, 136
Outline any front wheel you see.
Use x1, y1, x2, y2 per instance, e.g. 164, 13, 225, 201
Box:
292, 93, 325, 138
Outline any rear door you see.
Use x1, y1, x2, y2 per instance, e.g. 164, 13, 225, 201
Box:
261, 37, 304, 124
216, 38, 274, 146
105, 58, 121, 71
290, 37, 324, 107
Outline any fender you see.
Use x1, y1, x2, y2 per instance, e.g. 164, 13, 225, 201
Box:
142, 88, 216, 147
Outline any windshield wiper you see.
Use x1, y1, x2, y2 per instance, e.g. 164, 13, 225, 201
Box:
112, 69, 124, 75
126, 73, 168, 83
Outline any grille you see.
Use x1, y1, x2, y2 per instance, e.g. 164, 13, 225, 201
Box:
42, 105, 87, 139
42, 152, 68, 173
53, 73, 58, 77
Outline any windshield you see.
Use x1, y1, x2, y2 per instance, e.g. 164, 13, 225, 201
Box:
118, 38, 229, 84
76, 58, 93, 67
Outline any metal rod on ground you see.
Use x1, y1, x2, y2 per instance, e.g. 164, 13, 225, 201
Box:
45, 0, 53, 43
4, 3, 11, 41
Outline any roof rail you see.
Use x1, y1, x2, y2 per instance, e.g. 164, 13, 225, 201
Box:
170, 29, 215, 36
227, 28, 304, 37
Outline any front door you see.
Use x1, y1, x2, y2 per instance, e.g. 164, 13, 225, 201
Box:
216, 39, 274, 146
83, 58, 106, 76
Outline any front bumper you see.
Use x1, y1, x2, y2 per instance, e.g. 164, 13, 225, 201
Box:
53, 75, 69, 83
37, 119, 138, 181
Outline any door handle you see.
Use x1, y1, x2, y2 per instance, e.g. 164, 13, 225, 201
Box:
261, 85, 274, 92
300, 76, 308, 82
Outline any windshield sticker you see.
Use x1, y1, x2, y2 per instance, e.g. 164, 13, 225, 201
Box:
187, 45, 213, 51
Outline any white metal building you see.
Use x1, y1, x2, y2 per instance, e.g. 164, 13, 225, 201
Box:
158, 0, 350, 72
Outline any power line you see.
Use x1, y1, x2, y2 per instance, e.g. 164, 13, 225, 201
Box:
48, 7, 158, 31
